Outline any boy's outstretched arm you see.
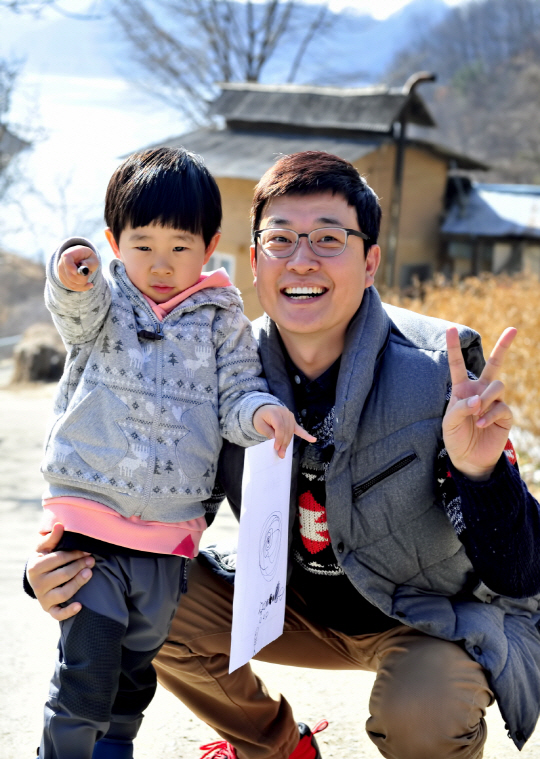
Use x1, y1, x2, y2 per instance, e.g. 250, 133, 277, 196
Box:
253, 405, 316, 458
46, 237, 111, 346
26, 523, 95, 621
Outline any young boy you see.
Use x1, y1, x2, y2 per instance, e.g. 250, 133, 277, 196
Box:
38, 146, 313, 759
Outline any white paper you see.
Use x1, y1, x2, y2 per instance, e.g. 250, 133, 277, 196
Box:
229, 439, 292, 673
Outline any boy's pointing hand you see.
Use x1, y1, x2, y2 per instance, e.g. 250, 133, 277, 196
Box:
253, 405, 317, 459
58, 245, 99, 291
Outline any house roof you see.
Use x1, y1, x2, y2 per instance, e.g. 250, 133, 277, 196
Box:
442, 183, 540, 239
158, 127, 380, 180
155, 126, 488, 180
209, 82, 436, 133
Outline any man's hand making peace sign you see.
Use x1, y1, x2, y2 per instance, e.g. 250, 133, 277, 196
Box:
443, 326, 517, 481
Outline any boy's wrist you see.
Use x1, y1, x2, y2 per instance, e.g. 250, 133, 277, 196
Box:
235, 393, 284, 442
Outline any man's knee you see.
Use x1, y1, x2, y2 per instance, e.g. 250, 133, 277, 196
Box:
164, 555, 235, 647
366, 635, 492, 759
154, 558, 241, 699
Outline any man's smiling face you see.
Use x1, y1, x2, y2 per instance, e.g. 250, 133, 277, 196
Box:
250, 192, 380, 349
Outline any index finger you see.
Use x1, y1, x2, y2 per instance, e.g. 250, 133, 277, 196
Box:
480, 327, 517, 385
294, 423, 317, 443
446, 326, 469, 386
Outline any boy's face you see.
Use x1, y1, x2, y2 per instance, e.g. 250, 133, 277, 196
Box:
105, 224, 220, 303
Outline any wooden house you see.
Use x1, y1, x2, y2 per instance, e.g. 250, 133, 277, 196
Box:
441, 178, 540, 279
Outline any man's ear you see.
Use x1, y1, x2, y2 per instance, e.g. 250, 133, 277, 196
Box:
250, 244, 257, 284
104, 228, 121, 258
365, 244, 381, 287
203, 232, 221, 265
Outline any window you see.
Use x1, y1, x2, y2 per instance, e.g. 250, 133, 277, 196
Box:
447, 241, 473, 277
204, 251, 236, 282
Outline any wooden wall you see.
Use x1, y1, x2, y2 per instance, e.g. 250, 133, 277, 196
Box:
215, 176, 261, 319
356, 143, 448, 288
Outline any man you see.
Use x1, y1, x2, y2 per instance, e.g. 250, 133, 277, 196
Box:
28, 151, 540, 759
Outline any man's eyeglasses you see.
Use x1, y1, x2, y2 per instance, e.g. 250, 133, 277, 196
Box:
253, 227, 369, 259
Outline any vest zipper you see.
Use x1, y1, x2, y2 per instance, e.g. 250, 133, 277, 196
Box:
353, 452, 418, 499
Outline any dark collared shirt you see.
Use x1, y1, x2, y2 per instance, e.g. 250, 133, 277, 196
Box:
284, 351, 400, 634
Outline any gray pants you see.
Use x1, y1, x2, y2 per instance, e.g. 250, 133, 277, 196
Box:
40, 552, 186, 759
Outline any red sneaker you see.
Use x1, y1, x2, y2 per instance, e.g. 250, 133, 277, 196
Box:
290, 720, 328, 759
199, 720, 328, 759
199, 740, 238, 759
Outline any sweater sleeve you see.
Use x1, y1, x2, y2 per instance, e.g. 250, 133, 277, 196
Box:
213, 305, 284, 446
437, 441, 540, 598
45, 237, 111, 346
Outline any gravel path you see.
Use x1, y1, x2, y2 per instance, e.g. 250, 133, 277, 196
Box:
1, 365, 538, 759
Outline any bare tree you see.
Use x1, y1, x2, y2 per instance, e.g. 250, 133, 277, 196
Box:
0, 0, 102, 16
388, 0, 540, 86
386, 0, 540, 183
0, 60, 31, 205
111, 0, 331, 123
0, 0, 53, 9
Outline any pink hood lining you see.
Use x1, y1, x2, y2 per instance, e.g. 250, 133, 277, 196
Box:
142, 268, 233, 321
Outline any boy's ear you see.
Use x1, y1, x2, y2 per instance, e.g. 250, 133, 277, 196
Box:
104, 228, 121, 258
203, 231, 221, 264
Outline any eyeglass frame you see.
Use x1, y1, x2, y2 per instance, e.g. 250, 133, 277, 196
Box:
253, 226, 370, 259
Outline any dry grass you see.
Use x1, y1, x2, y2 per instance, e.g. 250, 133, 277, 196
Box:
378, 274, 540, 494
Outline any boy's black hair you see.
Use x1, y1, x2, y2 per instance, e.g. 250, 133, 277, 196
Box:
251, 151, 381, 256
105, 147, 222, 247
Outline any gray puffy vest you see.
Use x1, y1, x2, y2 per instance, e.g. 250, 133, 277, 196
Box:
250, 287, 540, 749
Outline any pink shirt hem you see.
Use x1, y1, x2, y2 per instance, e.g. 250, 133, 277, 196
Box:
41, 497, 207, 557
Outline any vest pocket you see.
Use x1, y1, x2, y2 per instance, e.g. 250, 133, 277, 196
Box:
353, 452, 418, 499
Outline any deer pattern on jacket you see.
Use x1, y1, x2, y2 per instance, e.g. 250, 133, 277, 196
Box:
118, 444, 150, 478
184, 345, 213, 377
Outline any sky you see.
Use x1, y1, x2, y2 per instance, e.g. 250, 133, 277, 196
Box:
0, 0, 467, 261
327, 0, 462, 18
1, 1, 185, 262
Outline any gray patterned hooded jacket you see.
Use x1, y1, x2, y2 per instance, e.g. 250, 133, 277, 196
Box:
41, 237, 279, 523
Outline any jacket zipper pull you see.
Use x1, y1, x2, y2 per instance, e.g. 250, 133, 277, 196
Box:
137, 325, 164, 341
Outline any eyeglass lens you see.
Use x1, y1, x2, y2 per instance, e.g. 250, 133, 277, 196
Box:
259, 228, 348, 258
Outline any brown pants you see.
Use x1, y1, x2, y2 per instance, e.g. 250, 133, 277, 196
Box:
154, 557, 494, 759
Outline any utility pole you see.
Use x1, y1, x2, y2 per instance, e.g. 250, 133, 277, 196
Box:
385, 71, 436, 289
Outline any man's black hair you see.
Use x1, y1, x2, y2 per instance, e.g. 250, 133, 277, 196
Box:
251, 151, 381, 255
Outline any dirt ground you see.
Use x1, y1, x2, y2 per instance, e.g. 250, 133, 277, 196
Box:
1, 359, 539, 759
